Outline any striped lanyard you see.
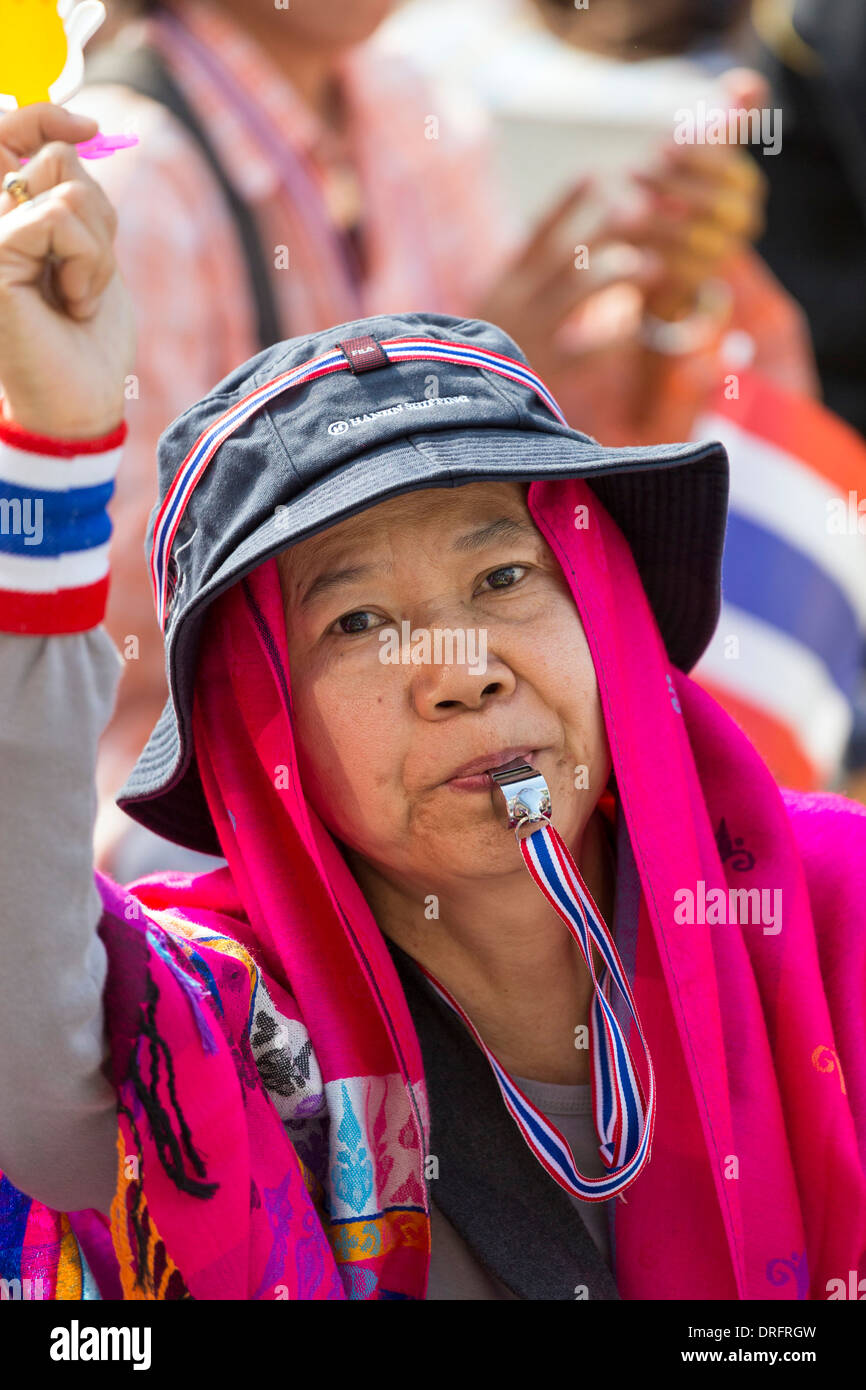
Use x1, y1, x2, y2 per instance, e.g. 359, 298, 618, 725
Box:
419, 765, 656, 1203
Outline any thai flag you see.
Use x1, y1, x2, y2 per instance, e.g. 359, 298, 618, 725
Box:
691, 370, 866, 789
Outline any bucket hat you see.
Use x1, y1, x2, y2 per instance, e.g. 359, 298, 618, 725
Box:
117, 311, 729, 853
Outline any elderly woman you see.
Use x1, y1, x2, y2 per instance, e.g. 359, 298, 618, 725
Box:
0, 105, 864, 1304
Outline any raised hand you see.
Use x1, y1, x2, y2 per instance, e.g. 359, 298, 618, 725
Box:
0, 102, 135, 439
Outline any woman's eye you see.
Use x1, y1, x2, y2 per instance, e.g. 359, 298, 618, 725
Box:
332, 610, 382, 635
479, 564, 527, 592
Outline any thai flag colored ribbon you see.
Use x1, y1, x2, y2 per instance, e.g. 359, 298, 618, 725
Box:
419, 820, 656, 1202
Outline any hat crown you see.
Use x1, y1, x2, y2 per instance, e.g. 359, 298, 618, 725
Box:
153, 311, 545, 499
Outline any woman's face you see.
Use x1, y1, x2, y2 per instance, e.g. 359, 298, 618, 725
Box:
278, 481, 611, 891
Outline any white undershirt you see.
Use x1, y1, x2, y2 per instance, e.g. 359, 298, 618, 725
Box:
425, 1076, 613, 1300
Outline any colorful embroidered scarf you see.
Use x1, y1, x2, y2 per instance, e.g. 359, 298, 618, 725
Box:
3, 476, 866, 1300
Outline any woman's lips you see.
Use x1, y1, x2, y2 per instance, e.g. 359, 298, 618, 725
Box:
444, 750, 539, 792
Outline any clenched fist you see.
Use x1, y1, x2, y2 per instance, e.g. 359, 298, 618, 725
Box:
0, 103, 135, 439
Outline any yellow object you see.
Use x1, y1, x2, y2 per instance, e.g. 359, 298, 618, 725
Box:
0, 0, 106, 108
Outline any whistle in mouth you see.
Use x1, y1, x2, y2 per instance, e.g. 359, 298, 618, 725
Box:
488, 761, 551, 840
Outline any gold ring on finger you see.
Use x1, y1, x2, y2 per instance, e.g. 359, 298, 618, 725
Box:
2, 170, 32, 206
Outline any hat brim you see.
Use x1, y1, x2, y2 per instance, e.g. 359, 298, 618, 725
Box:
118, 426, 728, 854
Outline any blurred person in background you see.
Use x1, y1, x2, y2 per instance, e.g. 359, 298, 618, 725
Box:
382, 0, 819, 437
380, 0, 866, 800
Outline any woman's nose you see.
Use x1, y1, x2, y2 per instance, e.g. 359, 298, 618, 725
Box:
409, 630, 517, 718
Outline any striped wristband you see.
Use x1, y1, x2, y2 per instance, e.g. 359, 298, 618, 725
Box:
0, 414, 127, 635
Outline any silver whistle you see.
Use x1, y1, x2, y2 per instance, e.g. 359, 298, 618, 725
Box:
488, 761, 551, 840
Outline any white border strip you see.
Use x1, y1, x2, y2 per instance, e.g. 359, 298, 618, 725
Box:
694, 412, 866, 626
0, 541, 111, 593
0, 439, 122, 492
695, 601, 853, 774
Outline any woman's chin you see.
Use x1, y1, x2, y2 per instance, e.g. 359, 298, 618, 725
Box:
416, 802, 529, 873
